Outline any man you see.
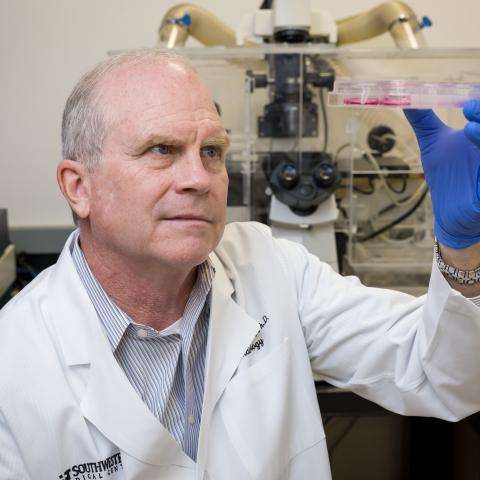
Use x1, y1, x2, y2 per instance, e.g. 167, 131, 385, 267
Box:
0, 49, 480, 479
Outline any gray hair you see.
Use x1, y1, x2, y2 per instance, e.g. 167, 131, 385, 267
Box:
61, 49, 195, 170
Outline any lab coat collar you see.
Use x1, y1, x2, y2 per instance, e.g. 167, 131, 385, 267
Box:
196, 252, 261, 476
47, 232, 194, 467
48, 231, 99, 367
80, 327, 194, 468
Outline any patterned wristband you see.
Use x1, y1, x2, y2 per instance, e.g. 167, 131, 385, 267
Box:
434, 240, 480, 285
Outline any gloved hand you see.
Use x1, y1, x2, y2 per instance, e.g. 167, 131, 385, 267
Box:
404, 99, 480, 249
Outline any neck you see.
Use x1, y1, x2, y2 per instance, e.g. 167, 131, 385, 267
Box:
79, 231, 197, 331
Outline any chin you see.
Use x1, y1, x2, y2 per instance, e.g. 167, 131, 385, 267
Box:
156, 241, 215, 269
149, 225, 224, 265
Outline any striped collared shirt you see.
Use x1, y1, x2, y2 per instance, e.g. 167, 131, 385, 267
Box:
70, 233, 213, 461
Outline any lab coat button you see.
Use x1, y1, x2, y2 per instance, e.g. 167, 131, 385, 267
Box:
188, 414, 195, 425
137, 329, 148, 339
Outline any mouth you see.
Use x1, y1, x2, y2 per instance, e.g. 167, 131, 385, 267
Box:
165, 215, 212, 223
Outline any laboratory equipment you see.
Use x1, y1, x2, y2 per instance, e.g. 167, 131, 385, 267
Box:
158, 1, 427, 49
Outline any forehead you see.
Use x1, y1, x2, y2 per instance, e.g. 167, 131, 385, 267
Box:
97, 60, 224, 140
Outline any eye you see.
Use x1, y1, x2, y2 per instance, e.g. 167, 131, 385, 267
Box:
151, 144, 173, 155
201, 145, 222, 159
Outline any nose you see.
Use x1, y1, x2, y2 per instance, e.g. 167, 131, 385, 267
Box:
174, 149, 212, 195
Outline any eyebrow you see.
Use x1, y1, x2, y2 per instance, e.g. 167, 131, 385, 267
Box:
139, 135, 182, 148
126, 134, 183, 156
201, 135, 231, 148
135, 133, 230, 150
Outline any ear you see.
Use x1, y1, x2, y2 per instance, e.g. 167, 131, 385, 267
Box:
57, 159, 91, 219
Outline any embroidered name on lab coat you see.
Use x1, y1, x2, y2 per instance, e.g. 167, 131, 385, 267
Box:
58, 452, 123, 480
244, 315, 269, 357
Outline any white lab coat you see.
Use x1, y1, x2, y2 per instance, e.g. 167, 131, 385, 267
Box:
0, 222, 479, 480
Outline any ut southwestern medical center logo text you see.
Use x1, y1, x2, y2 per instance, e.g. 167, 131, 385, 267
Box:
59, 452, 123, 480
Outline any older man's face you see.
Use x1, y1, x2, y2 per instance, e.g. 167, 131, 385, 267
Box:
85, 61, 229, 271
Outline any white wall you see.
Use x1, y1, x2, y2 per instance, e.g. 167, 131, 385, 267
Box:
1, 0, 479, 228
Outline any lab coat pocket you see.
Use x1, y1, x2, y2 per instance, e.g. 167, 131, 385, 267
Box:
219, 338, 325, 479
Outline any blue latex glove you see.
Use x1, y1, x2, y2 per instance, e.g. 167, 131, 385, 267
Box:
404, 99, 480, 249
